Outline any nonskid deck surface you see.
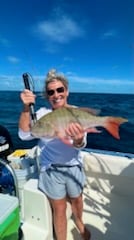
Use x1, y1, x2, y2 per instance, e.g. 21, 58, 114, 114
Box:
67, 184, 134, 240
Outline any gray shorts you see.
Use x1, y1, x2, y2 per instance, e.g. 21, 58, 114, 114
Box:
38, 165, 85, 200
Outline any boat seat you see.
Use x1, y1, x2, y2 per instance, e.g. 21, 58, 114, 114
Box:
21, 179, 53, 240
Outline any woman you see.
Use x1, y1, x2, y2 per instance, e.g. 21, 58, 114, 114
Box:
18, 69, 91, 240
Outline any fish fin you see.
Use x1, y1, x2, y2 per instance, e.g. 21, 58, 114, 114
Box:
78, 107, 101, 116
104, 117, 128, 139
86, 127, 102, 134
65, 105, 100, 116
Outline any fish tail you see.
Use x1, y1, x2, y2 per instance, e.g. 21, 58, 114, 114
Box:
104, 117, 128, 139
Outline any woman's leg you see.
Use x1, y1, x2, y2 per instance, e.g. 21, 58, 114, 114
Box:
49, 197, 67, 240
70, 194, 91, 240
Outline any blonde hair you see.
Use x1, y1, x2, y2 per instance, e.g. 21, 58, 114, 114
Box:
43, 69, 68, 97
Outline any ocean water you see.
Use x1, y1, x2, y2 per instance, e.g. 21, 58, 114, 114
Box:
0, 91, 134, 154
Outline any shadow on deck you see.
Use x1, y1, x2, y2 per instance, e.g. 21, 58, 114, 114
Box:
67, 152, 134, 240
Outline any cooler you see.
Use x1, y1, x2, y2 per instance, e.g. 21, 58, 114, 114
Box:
7, 148, 39, 219
0, 193, 20, 240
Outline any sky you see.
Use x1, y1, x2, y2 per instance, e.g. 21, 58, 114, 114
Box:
0, 0, 133, 93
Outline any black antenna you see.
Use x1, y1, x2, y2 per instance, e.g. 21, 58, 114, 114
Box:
22, 73, 37, 125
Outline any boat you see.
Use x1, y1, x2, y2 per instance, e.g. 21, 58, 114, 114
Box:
0, 147, 134, 240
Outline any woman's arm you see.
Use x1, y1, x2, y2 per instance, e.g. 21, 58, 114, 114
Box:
18, 89, 36, 141
19, 105, 31, 131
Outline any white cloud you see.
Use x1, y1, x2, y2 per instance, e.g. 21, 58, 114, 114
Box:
0, 74, 133, 93
0, 75, 24, 90
67, 74, 133, 93
7, 56, 20, 64
34, 15, 85, 43
69, 74, 134, 86
101, 29, 117, 39
0, 74, 46, 91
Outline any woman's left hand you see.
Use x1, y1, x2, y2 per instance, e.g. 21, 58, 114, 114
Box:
65, 122, 85, 146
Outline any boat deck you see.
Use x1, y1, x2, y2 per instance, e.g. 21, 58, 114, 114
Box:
67, 151, 134, 240
67, 183, 134, 240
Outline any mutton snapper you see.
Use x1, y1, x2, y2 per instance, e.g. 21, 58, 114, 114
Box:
31, 107, 128, 144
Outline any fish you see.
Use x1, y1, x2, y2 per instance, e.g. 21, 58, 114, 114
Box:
31, 107, 128, 144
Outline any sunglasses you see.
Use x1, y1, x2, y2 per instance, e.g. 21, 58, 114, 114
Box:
47, 86, 65, 96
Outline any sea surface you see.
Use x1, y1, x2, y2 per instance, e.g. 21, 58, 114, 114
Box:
0, 91, 134, 154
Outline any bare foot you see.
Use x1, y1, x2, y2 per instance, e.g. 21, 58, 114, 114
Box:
81, 227, 91, 240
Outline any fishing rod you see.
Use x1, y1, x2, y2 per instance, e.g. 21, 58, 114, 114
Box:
22, 73, 37, 125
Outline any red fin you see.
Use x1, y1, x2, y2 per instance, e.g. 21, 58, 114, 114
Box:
104, 117, 128, 139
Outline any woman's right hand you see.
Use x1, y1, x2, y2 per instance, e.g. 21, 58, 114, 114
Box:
20, 89, 36, 106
